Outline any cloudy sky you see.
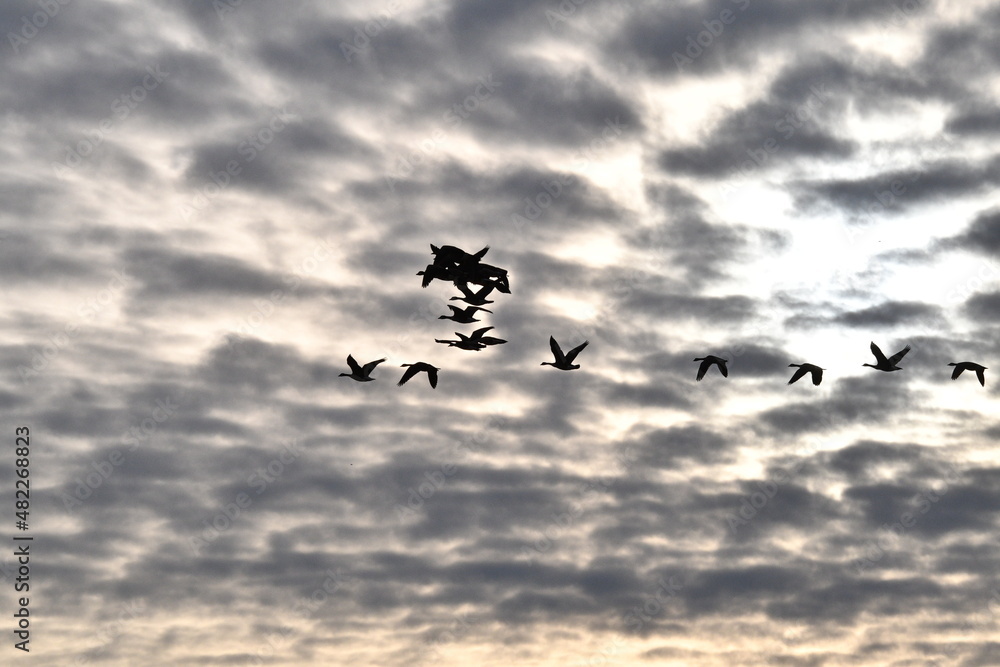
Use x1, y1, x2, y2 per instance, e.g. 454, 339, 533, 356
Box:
2, 0, 1000, 664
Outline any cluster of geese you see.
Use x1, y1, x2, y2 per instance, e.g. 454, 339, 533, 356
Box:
340, 246, 989, 389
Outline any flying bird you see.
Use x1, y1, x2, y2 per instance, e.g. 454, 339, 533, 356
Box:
438, 304, 492, 323
450, 282, 497, 306
541, 336, 588, 370
339, 355, 386, 382
788, 362, 825, 386
693, 355, 728, 381
948, 361, 987, 386
863, 342, 910, 372
466, 326, 506, 346
431, 244, 489, 267
398, 362, 440, 388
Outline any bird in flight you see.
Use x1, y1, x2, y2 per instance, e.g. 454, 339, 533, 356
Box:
450, 281, 498, 306
339, 355, 386, 382
398, 362, 440, 388
436, 326, 506, 350
541, 336, 588, 370
438, 304, 492, 323
787, 362, 825, 386
948, 361, 987, 386
863, 342, 910, 372
693, 355, 728, 381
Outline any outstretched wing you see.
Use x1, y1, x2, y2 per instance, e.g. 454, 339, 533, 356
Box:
696, 359, 709, 381
397, 365, 418, 386
788, 366, 808, 385
565, 341, 589, 364
470, 326, 494, 341
426, 366, 438, 388
887, 345, 911, 366
718, 360, 728, 378
362, 358, 386, 376
951, 364, 964, 380
811, 367, 823, 385
869, 341, 888, 365
346, 354, 362, 374
976, 368, 986, 387
472, 246, 489, 260
549, 336, 565, 364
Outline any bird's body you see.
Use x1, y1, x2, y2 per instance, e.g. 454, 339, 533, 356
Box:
863, 342, 910, 372
339, 355, 386, 382
788, 362, 825, 386
693, 355, 728, 381
948, 361, 987, 386
398, 362, 440, 388
542, 336, 588, 370
431, 244, 489, 267
435, 337, 486, 351
439, 304, 492, 323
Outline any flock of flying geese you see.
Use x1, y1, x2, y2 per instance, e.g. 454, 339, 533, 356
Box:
340, 245, 989, 389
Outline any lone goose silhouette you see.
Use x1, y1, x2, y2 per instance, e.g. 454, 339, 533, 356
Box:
788, 362, 825, 386
398, 362, 440, 388
948, 361, 987, 386
439, 304, 492, 323
541, 336, 588, 370
339, 355, 386, 382
863, 342, 910, 372
435, 327, 499, 351
450, 282, 497, 306
693, 355, 728, 380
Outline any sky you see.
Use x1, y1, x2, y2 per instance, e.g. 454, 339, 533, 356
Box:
2, 0, 1000, 665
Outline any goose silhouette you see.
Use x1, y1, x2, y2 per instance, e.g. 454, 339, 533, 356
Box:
693, 355, 728, 380
434, 326, 501, 351
863, 342, 910, 372
339, 355, 386, 382
948, 361, 987, 386
438, 304, 492, 323
788, 362, 825, 386
450, 281, 498, 306
431, 244, 489, 267
542, 336, 588, 370
398, 362, 439, 388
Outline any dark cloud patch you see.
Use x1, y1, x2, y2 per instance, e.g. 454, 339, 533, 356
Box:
833, 301, 943, 328
963, 291, 1000, 323
939, 207, 1000, 256
633, 425, 733, 467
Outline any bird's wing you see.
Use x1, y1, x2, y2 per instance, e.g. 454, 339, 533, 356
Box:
788, 366, 808, 385
869, 342, 887, 365
447, 305, 461, 315
362, 358, 386, 375
346, 355, 362, 374
887, 345, 911, 365
472, 306, 492, 314
397, 365, 418, 386
718, 360, 729, 378
811, 368, 823, 386
977, 368, 986, 387
696, 359, 709, 381
470, 326, 493, 341
473, 246, 489, 260
549, 336, 565, 364
565, 341, 589, 363
427, 367, 438, 388
951, 364, 964, 380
